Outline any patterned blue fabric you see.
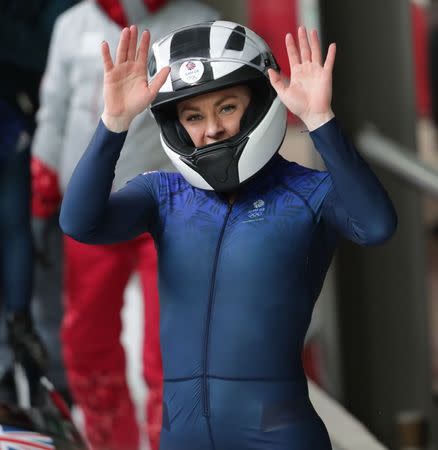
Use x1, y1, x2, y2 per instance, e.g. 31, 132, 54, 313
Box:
60, 118, 397, 450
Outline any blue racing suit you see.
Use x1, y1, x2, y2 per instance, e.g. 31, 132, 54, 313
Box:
60, 118, 397, 450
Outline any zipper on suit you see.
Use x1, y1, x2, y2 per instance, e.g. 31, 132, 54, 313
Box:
203, 202, 233, 416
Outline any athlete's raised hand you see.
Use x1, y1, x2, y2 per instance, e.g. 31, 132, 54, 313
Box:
101, 25, 170, 132
268, 26, 336, 131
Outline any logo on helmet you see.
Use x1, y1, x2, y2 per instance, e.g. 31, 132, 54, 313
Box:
179, 60, 204, 84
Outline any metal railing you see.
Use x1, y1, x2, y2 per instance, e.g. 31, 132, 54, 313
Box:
356, 125, 438, 196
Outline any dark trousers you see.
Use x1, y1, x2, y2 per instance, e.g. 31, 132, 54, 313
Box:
0, 145, 33, 314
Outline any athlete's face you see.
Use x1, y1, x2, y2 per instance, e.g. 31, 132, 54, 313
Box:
176, 85, 251, 148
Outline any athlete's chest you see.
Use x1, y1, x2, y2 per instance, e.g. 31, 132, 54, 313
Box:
159, 185, 319, 265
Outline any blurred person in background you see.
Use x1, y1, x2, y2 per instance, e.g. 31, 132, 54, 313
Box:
30, 1, 218, 449
0, 0, 77, 405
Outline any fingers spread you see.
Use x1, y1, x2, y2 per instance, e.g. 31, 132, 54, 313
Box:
115, 27, 130, 64
148, 66, 171, 97
101, 41, 114, 72
127, 25, 138, 61
323, 43, 336, 73
285, 33, 300, 73
298, 26, 311, 63
309, 29, 322, 65
136, 30, 151, 66
268, 68, 287, 95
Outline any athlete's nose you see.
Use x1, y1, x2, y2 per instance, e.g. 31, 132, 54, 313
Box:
205, 116, 225, 143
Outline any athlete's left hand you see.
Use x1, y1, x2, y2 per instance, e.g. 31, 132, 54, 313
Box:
268, 26, 336, 131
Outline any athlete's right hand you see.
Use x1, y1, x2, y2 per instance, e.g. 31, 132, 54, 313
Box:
101, 25, 170, 132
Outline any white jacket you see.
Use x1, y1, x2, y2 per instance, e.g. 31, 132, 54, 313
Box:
32, 0, 219, 191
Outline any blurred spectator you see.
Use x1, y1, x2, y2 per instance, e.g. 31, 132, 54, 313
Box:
0, 0, 78, 404
30, 1, 218, 449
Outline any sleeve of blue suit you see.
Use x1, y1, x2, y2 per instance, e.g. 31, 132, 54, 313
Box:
309, 118, 397, 245
60, 120, 160, 244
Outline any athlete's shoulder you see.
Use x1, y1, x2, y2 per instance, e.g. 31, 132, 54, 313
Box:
137, 170, 191, 195
277, 157, 330, 199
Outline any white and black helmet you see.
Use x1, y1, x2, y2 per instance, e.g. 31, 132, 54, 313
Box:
148, 20, 287, 192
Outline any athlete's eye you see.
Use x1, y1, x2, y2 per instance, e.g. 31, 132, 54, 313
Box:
185, 114, 203, 122
220, 104, 236, 114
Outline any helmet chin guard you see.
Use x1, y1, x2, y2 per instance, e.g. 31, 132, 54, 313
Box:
149, 20, 287, 191
180, 137, 249, 192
